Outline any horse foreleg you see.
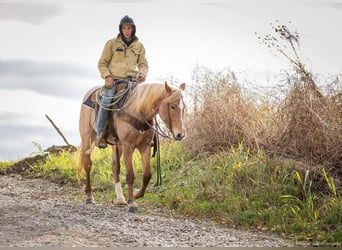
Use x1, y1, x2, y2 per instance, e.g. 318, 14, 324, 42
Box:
122, 145, 137, 212
111, 144, 126, 206
134, 146, 152, 199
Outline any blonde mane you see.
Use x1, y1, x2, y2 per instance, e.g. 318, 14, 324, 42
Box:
134, 83, 183, 115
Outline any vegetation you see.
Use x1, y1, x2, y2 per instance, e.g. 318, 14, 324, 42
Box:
3, 141, 339, 244
1, 22, 341, 245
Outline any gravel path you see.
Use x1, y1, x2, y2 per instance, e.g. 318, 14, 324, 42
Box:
0, 174, 298, 247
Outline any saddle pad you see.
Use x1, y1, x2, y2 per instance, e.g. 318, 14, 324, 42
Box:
83, 86, 100, 109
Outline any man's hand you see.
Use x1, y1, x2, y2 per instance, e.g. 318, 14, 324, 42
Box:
105, 76, 114, 88
136, 72, 146, 82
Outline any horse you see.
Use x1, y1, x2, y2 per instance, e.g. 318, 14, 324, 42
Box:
77, 81, 186, 212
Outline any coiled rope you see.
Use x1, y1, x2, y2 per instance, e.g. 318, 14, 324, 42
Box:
95, 80, 133, 112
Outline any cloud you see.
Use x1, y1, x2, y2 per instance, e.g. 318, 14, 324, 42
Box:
0, 3, 65, 25
0, 111, 27, 124
308, 1, 342, 10
329, 3, 342, 10
0, 123, 58, 160
0, 60, 95, 77
0, 60, 99, 99
0, 113, 81, 161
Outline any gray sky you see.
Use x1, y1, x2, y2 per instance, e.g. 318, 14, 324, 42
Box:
0, 0, 342, 160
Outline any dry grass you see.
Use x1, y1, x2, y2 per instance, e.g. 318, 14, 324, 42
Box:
183, 22, 341, 191
270, 73, 342, 166
183, 22, 342, 188
184, 67, 263, 156
184, 70, 341, 190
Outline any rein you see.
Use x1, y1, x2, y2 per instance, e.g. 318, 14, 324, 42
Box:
142, 116, 173, 140
167, 104, 173, 137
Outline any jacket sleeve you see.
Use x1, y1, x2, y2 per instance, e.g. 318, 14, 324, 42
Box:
137, 43, 149, 76
98, 40, 113, 79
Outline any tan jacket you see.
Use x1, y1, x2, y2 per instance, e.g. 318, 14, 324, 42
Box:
98, 35, 148, 80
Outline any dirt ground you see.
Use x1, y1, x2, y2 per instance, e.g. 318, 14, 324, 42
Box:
0, 174, 303, 247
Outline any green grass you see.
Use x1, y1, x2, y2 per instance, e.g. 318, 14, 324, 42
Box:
146, 142, 342, 243
0, 161, 14, 169
1, 141, 341, 245
25, 149, 78, 183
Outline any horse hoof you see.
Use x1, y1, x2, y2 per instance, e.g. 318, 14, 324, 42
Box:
112, 198, 127, 207
85, 198, 95, 204
128, 206, 138, 213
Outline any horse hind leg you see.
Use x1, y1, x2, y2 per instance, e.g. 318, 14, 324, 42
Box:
78, 104, 96, 204
78, 142, 95, 204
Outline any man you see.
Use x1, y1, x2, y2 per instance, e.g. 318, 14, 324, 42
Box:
96, 15, 149, 148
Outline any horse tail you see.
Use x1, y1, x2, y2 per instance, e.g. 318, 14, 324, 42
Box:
76, 138, 93, 183
76, 144, 84, 184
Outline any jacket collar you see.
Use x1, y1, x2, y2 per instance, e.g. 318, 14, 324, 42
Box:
116, 34, 138, 47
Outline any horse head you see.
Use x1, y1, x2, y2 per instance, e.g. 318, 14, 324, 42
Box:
158, 82, 186, 141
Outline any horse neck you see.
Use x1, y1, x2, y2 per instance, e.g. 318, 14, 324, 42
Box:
125, 83, 165, 120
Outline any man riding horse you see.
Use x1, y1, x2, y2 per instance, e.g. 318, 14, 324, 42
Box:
96, 15, 149, 148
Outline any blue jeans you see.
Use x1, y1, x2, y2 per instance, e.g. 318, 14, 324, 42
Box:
96, 86, 116, 134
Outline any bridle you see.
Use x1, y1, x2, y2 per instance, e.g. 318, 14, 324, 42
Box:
142, 105, 173, 140
143, 99, 184, 140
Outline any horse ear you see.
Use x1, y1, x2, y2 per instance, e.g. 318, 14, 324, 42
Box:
179, 82, 186, 91
165, 81, 172, 93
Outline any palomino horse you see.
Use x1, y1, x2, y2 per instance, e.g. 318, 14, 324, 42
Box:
77, 82, 186, 212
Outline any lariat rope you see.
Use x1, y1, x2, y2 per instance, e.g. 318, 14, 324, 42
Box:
95, 80, 133, 112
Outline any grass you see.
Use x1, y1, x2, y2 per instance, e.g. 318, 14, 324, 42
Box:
25, 149, 78, 183
147, 142, 341, 243
1, 142, 341, 245
0, 161, 14, 169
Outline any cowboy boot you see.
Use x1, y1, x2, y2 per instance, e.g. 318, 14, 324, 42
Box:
95, 132, 108, 148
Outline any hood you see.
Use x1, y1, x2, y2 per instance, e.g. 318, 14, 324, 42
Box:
119, 15, 136, 38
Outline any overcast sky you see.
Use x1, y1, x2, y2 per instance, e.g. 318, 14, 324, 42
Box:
0, 0, 341, 160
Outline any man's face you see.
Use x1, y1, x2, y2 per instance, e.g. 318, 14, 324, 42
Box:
121, 24, 133, 40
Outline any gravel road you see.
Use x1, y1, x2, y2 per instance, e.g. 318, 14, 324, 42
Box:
0, 174, 298, 247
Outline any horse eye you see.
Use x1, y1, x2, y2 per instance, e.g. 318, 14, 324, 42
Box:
170, 104, 176, 110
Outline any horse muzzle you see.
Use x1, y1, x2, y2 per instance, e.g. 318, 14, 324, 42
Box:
173, 130, 186, 141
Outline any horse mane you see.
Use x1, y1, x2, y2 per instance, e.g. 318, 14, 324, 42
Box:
134, 83, 183, 115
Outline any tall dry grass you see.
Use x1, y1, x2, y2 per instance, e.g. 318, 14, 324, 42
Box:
183, 22, 342, 188
184, 67, 264, 156
270, 72, 342, 167
262, 22, 342, 184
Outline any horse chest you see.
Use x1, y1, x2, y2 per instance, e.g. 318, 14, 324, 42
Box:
117, 125, 152, 145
